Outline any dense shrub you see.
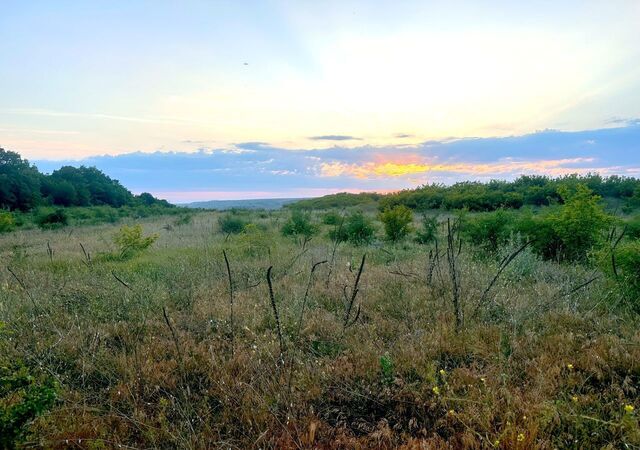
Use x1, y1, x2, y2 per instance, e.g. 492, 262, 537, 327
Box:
330, 212, 376, 246
415, 214, 438, 244
35, 209, 68, 229
463, 209, 516, 253
380, 205, 413, 242
518, 185, 612, 261
0, 211, 15, 233
614, 241, 640, 306
322, 211, 342, 225
218, 214, 248, 236
0, 362, 58, 449
114, 224, 158, 258
281, 210, 318, 243
626, 215, 640, 240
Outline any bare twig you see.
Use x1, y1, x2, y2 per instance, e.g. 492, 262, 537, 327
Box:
46, 241, 53, 263
223, 249, 235, 356
446, 219, 463, 331
343, 254, 366, 330
7, 266, 37, 310
325, 212, 346, 287
112, 271, 132, 291
266, 266, 285, 365
473, 239, 535, 317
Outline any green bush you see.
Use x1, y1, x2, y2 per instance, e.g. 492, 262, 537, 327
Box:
35, 209, 68, 229
626, 215, 640, 240
415, 214, 438, 245
0, 211, 15, 233
322, 211, 342, 225
114, 224, 158, 258
518, 185, 612, 261
218, 214, 247, 236
1, 362, 58, 449
281, 210, 318, 242
463, 209, 516, 253
379, 205, 414, 242
330, 212, 376, 246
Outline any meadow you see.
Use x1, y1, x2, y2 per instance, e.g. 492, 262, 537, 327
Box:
1, 195, 639, 449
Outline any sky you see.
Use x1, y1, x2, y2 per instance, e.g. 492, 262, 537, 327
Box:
1, 1, 640, 201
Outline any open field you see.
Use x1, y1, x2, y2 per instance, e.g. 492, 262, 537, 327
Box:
1, 207, 639, 449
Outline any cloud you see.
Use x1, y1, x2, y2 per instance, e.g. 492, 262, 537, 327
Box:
308, 135, 362, 141
394, 133, 414, 138
33, 124, 640, 202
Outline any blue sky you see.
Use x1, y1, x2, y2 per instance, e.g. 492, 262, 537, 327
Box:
1, 1, 640, 200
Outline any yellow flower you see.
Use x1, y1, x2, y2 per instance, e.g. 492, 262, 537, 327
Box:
572, 396, 578, 403
480, 377, 486, 383
439, 369, 446, 376
566, 364, 574, 370
494, 439, 500, 446
517, 433, 525, 442
448, 409, 455, 415
624, 404, 635, 413
432, 386, 440, 395
522, 415, 527, 420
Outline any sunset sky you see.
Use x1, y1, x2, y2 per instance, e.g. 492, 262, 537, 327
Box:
1, 1, 640, 201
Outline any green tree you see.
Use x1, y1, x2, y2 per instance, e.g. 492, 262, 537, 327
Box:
379, 205, 414, 242
282, 210, 318, 246
0, 148, 42, 211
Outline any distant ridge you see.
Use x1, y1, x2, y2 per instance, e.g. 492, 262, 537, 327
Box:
183, 197, 304, 210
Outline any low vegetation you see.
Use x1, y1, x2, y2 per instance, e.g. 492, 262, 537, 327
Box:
1, 179, 639, 448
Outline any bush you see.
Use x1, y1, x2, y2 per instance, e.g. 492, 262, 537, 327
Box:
35, 209, 68, 229
330, 212, 376, 246
322, 211, 342, 225
380, 205, 414, 242
462, 209, 516, 253
518, 185, 612, 261
626, 215, 640, 240
218, 214, 247, 236
282, 210, 318, 240
0, 211, 15, 233
415, 214, 438, 245
1, 362, 58, 449
114, 224, 158, 258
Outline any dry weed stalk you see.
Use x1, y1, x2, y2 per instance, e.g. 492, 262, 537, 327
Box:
343, 253, 365, 331
223, 249, 235, 356
446, 218, 463, 331
266, 265, 285, 365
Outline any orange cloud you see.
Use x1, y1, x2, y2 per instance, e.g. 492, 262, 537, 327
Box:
320, 157, 597, 179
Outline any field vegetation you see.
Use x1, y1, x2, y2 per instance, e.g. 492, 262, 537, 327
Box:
1, 179, 639, 448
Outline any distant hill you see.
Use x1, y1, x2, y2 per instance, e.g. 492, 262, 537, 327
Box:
183, 197, 304, 210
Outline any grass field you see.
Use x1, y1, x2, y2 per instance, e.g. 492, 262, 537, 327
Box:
1, 209, 638, 449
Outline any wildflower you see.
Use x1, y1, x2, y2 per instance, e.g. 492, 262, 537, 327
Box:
624, 404, 635, 414
432, 386, 440, 395
522, 415, 527, 420
480, 377, 486, 383
572, 396, 578, 403
439, 369, 446, 376
517, 433, 525, 442
566, 364, 574, 370
448, 409, 455, 415
494, 439, 500, 446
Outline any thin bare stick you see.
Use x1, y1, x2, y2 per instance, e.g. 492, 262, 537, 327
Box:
473, 239, 534, 317
266, 266, 285, 365
343, 254, 366, 330
79, 242, 91, 267
46, 241, 53, 263
223, 249, 235, 356
610, 225, 626, 278
326, 212, 346, 287
446, 219, 463, 331
7, 266, 37, 310
112, 271, 132, 291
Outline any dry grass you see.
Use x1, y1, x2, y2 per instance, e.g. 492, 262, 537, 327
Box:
0, 211, 638, 449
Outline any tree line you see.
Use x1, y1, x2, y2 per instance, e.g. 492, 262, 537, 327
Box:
0, 147, 171, 211
291, 174, 640, 212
